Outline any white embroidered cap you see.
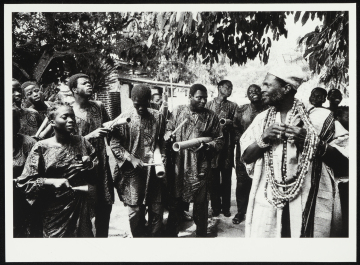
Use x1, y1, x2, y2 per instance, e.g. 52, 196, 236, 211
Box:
268, 64, 309, 90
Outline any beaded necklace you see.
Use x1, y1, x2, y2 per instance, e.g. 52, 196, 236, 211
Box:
263, 99, 320, 208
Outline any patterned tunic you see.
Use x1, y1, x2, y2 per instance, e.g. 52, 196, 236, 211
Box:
206, 99, 239, 168
72, 100, 114, 205
110, 108, 166, 206
166, 105, 224, 202
16, 107, 43, 136
17, 135, 99, 237
13, 134, 37, 178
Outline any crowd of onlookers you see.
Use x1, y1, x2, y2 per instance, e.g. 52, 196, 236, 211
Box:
12, 66, 349, 238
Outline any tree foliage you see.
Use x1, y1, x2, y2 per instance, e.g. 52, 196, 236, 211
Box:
295, 11, 349, 93
12, 12, 158, 86
149, 12, 289, 66
12, 11, 349, 96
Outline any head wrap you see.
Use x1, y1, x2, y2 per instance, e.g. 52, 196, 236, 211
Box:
21, 81, 38, 91
189, 83, 207, 96
267, 64, 308, 90
68, 73, 90, 91
131, 84, 151, 101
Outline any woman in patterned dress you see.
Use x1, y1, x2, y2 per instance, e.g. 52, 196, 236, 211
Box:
17, 104, 99, 237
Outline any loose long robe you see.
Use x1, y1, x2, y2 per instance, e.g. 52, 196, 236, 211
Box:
13, 134, 37, 237
166, 105, 224, 202
205, 99, 239, 168
17, 135, 99, 237
73, 100, 114, 208
110, 108, 166, 206
233, 103, 267, 178
240, 106, 348, 237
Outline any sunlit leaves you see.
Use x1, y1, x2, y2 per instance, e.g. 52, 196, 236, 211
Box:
296, 11, 348, 91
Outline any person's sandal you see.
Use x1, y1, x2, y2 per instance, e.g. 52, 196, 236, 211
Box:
232, 213, 245, 224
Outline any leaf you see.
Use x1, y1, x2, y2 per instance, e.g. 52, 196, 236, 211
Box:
311, 12, 316, 21
301, 11, 310, 26
309, 54, 316, 72
294, 11, 301, 23
303, 46, 316, 58
299, 31, 315, 44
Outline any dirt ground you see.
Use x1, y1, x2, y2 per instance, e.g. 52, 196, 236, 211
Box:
106, 145, 246, 238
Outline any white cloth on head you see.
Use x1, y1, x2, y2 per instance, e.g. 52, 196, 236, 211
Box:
268, 64, 309, 90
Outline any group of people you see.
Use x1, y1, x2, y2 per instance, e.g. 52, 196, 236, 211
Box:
12, 64, 349, 238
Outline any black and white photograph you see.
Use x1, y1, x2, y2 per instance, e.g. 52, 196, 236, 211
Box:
4, 3, 356, 262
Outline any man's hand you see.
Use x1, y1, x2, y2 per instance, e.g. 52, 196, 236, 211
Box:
284, 126, 307, 145
164, 131, 174, 142
262, 123, 286, 143
86, 128, 110, 140
193, 142, 210, 152
44, 178, 71, 189
128, 155, 144, 168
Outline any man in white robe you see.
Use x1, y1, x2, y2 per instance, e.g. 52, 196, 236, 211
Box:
240, 65, 348, 238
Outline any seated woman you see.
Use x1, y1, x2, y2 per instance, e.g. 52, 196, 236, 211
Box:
13, 107, 38, 237
17, 103, 99, 237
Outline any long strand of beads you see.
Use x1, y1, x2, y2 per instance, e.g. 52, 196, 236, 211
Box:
264, 99, 320, 208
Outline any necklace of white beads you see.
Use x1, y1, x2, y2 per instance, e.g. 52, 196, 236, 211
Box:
263, 99, 320, 208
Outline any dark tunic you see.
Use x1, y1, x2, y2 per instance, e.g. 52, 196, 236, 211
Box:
29, 101, 54, 122
16, 107, 43, 136
73, 100, 114, 206
205, 99, 239, 168
166, 105, 224, 202
110, 108, 166, 206
17, 135, 99, 237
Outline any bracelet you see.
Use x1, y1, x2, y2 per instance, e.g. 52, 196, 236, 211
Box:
257, 135, 270, 148
36, 178, 47, 188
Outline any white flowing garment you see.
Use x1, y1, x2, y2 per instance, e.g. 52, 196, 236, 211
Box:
240, 106, 348, 238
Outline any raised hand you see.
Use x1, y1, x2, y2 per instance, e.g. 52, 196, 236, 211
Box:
262, 123, 287, 143
284, 125, 307, 145
86, 127, 110, 140
128, 155, 144, 168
